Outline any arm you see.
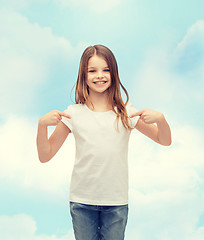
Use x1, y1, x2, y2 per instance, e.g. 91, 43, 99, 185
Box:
36, 110, 71, 163
130, 109, 172, 146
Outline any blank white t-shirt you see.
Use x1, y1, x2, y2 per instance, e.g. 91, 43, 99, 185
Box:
61, 102, 139, 206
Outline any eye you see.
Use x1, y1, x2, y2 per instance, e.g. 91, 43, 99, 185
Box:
104, 68, 110, 72
88, 70, 95, 73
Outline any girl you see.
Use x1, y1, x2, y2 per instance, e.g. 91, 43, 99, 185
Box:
36, 45, 171, 240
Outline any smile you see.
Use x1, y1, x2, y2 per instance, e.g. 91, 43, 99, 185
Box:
93, 81, 107, 85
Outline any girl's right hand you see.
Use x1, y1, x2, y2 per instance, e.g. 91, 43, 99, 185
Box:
39, 110, 71, 127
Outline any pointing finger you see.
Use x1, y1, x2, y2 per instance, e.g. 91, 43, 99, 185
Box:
129, 110, 144, 118
58, 111, 72, 119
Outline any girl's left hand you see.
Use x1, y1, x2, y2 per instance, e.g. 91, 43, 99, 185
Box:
129, 109, 163, 124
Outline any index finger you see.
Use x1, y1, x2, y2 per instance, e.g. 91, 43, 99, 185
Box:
129, 110, 144, 118
58, 111, 72, 119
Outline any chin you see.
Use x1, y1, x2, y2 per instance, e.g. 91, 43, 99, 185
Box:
90, 85, 110, 93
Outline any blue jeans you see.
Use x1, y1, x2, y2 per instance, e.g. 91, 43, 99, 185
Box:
70, 202, 128, 240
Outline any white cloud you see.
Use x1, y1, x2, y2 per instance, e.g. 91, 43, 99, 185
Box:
1, 18, 204, 236
0, 9, 73, 61
1, 0, 125, 13
0, 214, 74, 240
54, 0, 126, 13
0, 0, 49, 11
0, 115, 75, 199
127, 20, 204, 239
175, 20, 204, 100
1, 113, 204, 239
131, 45, 177, 111
176, 20, 204, 52
0, 9, 79, 117
0, 214, 36, 239
0, 0, 30, 10
126, 126, 204, 240
132, 20, 204, 126
174, 20, 204, 81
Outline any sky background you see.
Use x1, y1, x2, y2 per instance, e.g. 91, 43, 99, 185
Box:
1, 0, 204, 239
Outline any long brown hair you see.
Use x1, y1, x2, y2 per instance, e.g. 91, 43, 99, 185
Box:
75, 44, 133, 131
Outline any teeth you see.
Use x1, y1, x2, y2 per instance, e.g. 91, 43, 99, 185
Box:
94, 81, 106, 85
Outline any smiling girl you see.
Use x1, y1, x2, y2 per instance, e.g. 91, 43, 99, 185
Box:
36, 45, 171, 240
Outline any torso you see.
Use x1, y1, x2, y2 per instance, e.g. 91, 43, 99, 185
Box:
85, 100, 113, 112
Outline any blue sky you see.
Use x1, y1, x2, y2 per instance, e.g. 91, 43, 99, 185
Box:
1, 0, 204, 239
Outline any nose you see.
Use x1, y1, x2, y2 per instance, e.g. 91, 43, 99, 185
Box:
97, 71, 104, 79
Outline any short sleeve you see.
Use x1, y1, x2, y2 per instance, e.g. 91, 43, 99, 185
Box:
61, 105, 73, 132
126, 102, 140, 128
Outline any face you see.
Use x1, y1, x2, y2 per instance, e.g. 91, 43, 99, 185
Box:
86, 55, 111, 95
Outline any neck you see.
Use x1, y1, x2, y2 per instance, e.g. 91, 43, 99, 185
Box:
86, 91, 112, 111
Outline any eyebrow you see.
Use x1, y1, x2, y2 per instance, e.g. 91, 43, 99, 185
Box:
88, 66, 109, 69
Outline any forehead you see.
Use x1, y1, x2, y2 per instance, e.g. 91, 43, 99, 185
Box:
88, 55, 108, 67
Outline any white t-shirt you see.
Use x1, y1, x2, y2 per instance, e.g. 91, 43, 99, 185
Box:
61, 102, 139, 206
